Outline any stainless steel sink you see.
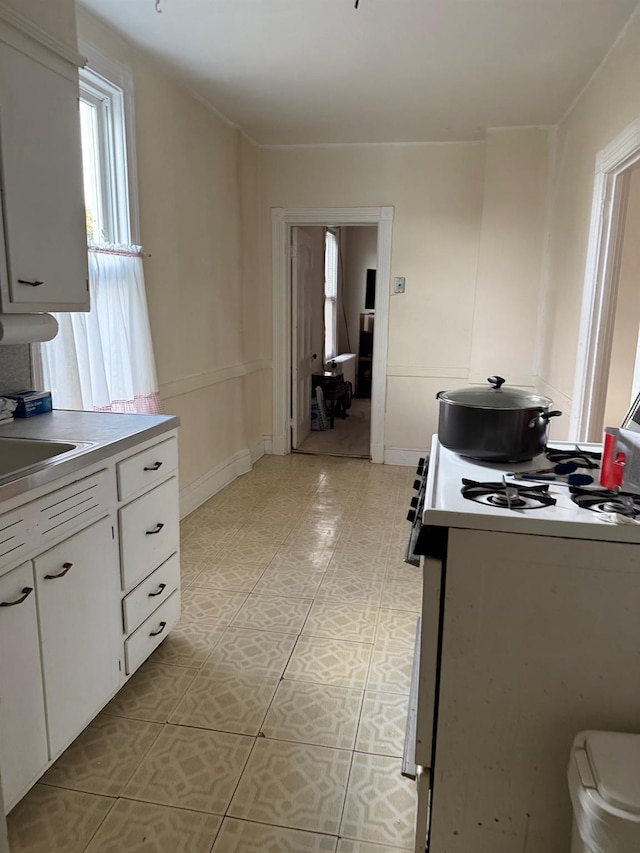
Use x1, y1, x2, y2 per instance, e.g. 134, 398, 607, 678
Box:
0, 437, 90, 479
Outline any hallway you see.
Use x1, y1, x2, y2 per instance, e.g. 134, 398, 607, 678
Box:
298, 399, 371, 458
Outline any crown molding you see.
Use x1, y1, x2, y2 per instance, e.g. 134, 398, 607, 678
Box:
0, 2, 85, 67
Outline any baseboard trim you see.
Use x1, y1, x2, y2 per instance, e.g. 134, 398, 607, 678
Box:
384, 447, 424, 467
179, 448, 252, 518
249, 436, 265, 463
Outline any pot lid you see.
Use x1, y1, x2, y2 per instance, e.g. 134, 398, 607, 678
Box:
585, 731, 640, 814
437, 376, 554, 410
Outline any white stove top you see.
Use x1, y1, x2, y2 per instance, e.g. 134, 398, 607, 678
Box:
423, 436, 640, 543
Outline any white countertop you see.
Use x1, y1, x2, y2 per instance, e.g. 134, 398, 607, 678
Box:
0, 409, 179, 503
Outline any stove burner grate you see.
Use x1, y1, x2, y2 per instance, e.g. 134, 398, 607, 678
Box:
461, 478, 557, 511
570, 487, 640, 517
545, 448, 601, 470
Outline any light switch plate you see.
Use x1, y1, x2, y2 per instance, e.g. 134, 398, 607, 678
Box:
393, 276, 406, 294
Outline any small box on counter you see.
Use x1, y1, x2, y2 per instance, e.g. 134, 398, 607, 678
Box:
2, 390, 53, 418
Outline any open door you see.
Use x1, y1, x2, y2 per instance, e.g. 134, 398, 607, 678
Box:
291, 227, 316, 448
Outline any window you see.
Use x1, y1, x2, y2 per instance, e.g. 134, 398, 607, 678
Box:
324, 229, 339, 362
79, 70, 130, 244
38, 47, 159, 415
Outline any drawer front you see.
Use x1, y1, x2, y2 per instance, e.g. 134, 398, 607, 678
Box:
119, 477, 179, 590
31, 470, 111, 547
122, 551, 180, 635
0, 506, 29, 573
124, 589, 181, 675
117, 437, 178, 502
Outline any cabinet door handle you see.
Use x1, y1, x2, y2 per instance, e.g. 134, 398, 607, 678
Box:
17, 279, 44, 287
149, 621, 167, 637
144, 461, 163, 471
0, 586, 33, 607
145, 523, 164, 535
44, 562, 73, 580
148, 583, 167, 598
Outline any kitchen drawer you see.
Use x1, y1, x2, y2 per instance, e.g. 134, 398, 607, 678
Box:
0, 506, 29, 574
124, 588, 180, 675
119, 477, 179, 590
31, 470, 111, 547
117, 437, 178, 502
122, 551, 180, 635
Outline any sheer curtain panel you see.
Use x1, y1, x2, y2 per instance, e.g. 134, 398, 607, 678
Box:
41, 245, 161, 414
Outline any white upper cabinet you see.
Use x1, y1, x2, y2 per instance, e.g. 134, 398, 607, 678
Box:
0, 38, 89, 312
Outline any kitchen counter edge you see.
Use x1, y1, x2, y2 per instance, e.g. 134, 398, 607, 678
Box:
0, 410, 180, 504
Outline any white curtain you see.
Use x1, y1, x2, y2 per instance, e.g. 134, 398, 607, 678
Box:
41, 245, 161, 414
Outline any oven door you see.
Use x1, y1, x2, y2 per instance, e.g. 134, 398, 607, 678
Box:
402, 549, 445, 853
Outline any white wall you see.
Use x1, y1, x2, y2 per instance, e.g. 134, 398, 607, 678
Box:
469, 129, 548, 387
540, 9, 640, 436
5, 0, 77, 47
260, 134, 549, 455
260, 143, 487, 451
603, 164, 640, 427
76, 10, 264, 503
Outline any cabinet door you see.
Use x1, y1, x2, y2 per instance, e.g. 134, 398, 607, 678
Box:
0, 562, 48, 812
0, 42, 88, 311
35, 517, 120, 758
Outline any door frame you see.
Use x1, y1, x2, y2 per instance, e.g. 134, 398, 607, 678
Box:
571, 118, 640, 441
272, 206, 394, 462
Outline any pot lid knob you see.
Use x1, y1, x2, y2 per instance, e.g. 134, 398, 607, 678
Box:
487, 375, 506, 390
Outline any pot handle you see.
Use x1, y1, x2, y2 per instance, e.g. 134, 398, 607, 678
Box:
541, 410, 562, 422
487, 376, 506, 390
528, 409, 562, 428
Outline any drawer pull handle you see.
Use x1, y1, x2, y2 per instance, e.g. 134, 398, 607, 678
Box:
148, 583, 167, 597
149, 621, 167, 637
44, 562, 73, 580
0, 586, 33, 607
18, 278, 44, 287
144, 461, 163, 471
146, 523, 164, 535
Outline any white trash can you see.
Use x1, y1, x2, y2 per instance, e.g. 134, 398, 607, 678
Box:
568, 731, 640, 852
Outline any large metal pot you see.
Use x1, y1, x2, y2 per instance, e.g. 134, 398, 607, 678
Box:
436, 376, 562, 462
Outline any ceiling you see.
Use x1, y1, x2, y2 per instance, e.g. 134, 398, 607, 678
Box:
78, 0, 640, 145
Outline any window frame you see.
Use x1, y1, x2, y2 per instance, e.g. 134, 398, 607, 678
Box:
32, 44, 139, 390
78, 40, 140, 246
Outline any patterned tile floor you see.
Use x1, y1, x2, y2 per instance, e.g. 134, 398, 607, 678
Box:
7, 454, 420, 853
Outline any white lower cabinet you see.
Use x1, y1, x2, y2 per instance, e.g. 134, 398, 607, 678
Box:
0, 563, 48, 810
35, 517, 121, 759
0, 426, 181, 813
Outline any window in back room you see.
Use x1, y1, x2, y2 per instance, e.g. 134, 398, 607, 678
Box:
36, 48, 161, 415
324, 228, 338, 362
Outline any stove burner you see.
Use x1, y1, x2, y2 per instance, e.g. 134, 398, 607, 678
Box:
545, 448, 601, 470
487, 492, 526, 508
461, 478, 557, 511
570, 487, 640, 517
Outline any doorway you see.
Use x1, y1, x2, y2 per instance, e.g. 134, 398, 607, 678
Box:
602, 163, 640, 428
571, 119, 640, 441
271, 206, 394, 463
291, 225, 378, 458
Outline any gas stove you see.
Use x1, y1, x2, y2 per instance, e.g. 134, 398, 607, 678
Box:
422, 437, 640, 543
